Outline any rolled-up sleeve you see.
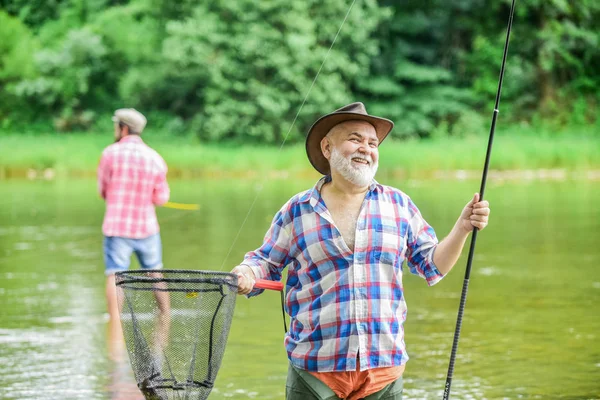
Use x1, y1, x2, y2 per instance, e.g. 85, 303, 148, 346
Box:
152, 158, 170, 206
242, 201, 293, 297
405, 198, 444, 286
97, 152, 111, 200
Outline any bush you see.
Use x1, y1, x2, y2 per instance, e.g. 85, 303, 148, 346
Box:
13, 28, 108, 131
0, 11, 39, 121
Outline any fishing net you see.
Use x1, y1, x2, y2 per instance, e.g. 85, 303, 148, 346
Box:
115, 269, 239, 400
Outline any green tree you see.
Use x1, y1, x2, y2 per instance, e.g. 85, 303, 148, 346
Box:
0, 11, 38, 82
0, 0, 64, 28
0, 11, 39, 124
14, 28, 108, 130
89, 2, 162, 110
466, 0, 600, 124
356, 0, 478, 139
156, 0, 385, 143
2, 0, 598, 137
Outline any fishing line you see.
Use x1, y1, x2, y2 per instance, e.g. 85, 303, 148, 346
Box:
218, 0, 358, 270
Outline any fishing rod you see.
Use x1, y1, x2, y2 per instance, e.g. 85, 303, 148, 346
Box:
163, 201, 200, 210
443, 0, 517, 399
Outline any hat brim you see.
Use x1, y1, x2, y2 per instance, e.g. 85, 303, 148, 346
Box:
305, 112, 394, 175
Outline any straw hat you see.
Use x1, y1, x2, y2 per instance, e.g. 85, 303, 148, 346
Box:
112, 108, 147, 134
305, 102, 394, 175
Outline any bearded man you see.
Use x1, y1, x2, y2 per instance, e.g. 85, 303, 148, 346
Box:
231, 102, 490, 400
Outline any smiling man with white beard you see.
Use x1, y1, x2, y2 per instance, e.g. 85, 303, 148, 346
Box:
231, 102, 490, 400
328, 140, 378, 188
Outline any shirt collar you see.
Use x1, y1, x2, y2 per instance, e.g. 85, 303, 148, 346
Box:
301, 175, 382, 206
119, 135, 144, 144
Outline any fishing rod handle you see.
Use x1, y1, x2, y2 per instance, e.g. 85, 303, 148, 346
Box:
254, 279, 284, 291
443, 277, 471, 400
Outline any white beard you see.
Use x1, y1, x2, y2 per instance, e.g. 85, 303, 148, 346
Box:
329, 147, 378, 187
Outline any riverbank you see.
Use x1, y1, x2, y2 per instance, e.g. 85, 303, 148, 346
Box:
1, 128, 598, 180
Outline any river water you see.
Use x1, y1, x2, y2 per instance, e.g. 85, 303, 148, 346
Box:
0, 177, 598, 399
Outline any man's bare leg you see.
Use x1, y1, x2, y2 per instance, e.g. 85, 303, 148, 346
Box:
106, 273, 125, 362
148, 272, 171, 352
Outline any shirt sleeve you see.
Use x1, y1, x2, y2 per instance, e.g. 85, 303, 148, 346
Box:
405, 197, 444, 286
241, 200, 293, 297
97, 151, 111, 200
152, 158, 170, 206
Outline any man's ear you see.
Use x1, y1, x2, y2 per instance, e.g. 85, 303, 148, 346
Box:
321, 137, 332, 160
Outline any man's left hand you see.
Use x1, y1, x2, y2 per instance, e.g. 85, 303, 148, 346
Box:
459, 193, 490, 232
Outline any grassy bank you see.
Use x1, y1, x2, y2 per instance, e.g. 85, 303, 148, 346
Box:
1, 126, 598, 179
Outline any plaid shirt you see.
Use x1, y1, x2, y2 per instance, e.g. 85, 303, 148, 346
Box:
97, 135, 170, 238
243, 176, 444, 372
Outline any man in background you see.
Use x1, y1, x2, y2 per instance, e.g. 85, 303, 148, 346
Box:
97, 108, 171, 355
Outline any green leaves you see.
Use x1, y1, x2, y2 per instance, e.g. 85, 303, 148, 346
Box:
156, 0, 384, 143
15, 28, 106, 105
394, 61, 452, 84
12, 28, 107, 130
0, 11, 38, 81
0, 0, 598, 138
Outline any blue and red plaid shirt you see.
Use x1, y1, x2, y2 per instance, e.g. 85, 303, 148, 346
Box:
243, 176, 444, 372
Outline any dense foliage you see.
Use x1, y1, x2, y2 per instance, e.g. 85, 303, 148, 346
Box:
0, 0, 598, 141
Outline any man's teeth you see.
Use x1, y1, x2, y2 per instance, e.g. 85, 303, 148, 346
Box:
352, 158, 368, 164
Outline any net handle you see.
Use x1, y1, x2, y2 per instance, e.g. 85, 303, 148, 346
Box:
255, 279, 283, 291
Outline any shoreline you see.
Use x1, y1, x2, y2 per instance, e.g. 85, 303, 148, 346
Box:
2, 166, 599, 182
2, 132, 598, 179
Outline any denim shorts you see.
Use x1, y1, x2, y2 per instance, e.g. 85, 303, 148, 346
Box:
103, 234, 163, 275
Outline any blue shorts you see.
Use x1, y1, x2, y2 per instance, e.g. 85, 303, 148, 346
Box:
103, 234, 163, 276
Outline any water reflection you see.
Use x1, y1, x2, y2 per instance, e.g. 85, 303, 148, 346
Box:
107, 316, 144, 400
108, 272, 171, 400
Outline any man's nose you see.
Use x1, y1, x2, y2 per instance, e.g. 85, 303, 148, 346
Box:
357, 143, 369, 154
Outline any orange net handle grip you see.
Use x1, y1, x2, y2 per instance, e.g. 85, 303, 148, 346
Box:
254, 279, 284, 291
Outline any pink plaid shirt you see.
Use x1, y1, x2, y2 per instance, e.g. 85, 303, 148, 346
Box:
97, 135, 170, 238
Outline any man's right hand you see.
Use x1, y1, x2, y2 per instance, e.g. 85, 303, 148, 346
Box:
231, 265, 256, 295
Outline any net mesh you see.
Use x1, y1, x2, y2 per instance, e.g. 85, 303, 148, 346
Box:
115, 270, 238, 400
